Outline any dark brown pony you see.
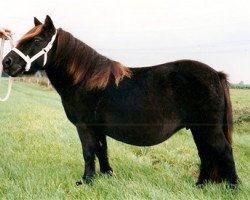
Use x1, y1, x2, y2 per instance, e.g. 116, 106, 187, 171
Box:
3, 16, 239, 188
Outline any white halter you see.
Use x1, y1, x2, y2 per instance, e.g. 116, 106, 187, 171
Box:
12, 30, 57, 71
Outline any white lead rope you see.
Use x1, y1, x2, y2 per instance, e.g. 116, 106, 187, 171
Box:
0, 37, 14, 102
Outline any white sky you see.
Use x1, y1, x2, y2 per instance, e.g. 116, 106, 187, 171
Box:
1, 0, 250, 83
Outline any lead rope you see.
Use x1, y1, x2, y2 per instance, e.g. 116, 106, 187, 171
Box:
0, 36, 14, 101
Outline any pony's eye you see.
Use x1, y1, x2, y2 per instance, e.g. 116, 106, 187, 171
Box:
34, 37, 42, 44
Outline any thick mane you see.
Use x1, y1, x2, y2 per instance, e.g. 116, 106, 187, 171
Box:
54, 28, 132, 90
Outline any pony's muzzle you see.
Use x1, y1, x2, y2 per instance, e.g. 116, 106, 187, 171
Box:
2, 56, 23, 77
2, 57, 13, 73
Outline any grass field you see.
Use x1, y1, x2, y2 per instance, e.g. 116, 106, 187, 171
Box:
0, 81, 249, 200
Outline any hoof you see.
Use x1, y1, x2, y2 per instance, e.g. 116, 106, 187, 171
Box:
102, 169, 113, 176
101, 166, 113, 175
195, 182, 205, 188
226, 179, 240, 190
76, 180, 83, 186
76, 175, 94, 186
195, 179, 208, 188
226, 183, 237, 190
226, 176, 240, 189
83, 176, 94, 185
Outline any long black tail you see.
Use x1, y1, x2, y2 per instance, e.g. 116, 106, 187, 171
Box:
218, 72, 233, 144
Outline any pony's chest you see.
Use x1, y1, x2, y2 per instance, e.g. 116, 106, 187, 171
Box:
61, 99, 96, 125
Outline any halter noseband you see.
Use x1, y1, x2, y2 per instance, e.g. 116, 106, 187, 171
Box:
12, 30, 57, 72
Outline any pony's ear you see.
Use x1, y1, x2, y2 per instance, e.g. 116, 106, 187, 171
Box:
34, 17, 42, 26
44, 15, 55, 32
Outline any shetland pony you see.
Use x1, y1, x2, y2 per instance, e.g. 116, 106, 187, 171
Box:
2, 16, 239, 188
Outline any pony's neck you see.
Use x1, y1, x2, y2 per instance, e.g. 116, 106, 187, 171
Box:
45, 28, 131, 94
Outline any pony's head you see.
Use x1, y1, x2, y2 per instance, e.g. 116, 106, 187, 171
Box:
2, 15, 57, 76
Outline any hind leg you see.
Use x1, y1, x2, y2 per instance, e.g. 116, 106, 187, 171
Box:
191, 126, 238, 187
96, 134, 113, 175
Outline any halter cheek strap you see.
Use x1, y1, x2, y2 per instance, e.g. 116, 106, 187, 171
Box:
12, 30, 57, 71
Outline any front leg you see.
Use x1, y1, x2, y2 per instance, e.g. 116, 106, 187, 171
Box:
96, 134, 113, 175
76, 125, 97, 184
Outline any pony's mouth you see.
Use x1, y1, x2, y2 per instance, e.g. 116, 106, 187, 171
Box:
4, 65, 24, 77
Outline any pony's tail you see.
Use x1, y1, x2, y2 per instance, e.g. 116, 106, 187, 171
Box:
218, 72, 233, 145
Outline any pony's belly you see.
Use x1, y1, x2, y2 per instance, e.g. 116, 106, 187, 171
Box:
105, 123, 178, 146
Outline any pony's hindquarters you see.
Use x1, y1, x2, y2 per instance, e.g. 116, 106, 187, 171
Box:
168, 60, 239, 187
189, 72, 238, 188
191, 125, 238, 187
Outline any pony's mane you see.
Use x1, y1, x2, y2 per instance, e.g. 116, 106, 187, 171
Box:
54, 28, 132, 90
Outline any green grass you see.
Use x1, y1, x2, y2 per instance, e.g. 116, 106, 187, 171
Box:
0, 81, 249, 199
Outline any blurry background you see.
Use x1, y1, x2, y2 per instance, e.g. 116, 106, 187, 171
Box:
1, 0, 250, 84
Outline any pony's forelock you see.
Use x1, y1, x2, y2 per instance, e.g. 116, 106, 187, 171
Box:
16, 25, 43, 47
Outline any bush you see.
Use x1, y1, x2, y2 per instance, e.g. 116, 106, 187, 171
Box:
14, 77, 52, 88
230, 84, 250, 89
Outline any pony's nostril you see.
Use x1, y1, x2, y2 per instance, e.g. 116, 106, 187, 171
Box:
4, 57, 13, 67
